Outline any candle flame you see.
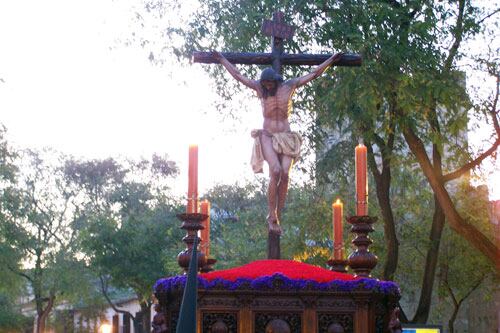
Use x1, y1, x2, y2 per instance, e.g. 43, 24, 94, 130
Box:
335, 198, 342, 205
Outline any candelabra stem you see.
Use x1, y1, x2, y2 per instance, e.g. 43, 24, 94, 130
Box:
347, 215, 378, 278
177, 213, 208, 273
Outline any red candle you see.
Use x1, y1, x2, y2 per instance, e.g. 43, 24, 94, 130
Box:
187, 144, 198, 213
333, 199, 344, 260
200, 200, 211, 257
355, 143, 368, 215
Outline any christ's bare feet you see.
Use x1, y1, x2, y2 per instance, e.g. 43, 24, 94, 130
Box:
267, 215, 283, 235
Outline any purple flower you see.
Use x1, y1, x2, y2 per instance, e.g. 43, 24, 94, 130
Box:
154, 274, 400, 298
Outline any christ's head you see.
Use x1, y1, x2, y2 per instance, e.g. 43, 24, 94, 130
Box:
260, 67, 283, 98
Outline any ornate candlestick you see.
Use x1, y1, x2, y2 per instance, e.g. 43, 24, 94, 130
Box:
347, 215, 378, 278
177, 213, 207, 273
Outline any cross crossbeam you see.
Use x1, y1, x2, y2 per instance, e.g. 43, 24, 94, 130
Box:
192, 51, 362, 67
192, 11, 361, 73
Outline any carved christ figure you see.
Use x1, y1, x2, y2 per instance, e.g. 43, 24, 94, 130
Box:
213, 51, 343, 235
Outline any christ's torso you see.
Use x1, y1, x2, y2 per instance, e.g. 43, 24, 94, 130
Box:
258, 82, 295, 134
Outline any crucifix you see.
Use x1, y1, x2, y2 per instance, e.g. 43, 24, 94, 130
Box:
193, 12, 361, 260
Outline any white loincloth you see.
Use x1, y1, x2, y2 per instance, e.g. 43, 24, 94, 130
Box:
250, 129, 302, 173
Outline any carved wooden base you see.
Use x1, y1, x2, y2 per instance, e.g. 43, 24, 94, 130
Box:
157, 288, 400, 333
347, 215, 378, 278
177, 213, 208, 272
327, 258, 348, 273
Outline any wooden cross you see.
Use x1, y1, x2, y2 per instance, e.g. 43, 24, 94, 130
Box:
192, 11, 361, 73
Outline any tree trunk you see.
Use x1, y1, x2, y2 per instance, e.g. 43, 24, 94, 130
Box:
366, 137, 399, 281
36, 294, 55, 333
412, 138, 446, 323
378, 173, 398, 281
34, 249, 45, 333
133, 318, 142, 333
445, 274, 485, 333
373, 167, 399, 281
411, 195, 445, 323
140, 301, 152, 332
36, 316, 45, 333
448, 303, 459, 333
402, 126, 500, 269
99, 276, 139, 333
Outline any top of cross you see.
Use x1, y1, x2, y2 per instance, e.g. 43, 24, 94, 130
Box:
261, 11, 295, 40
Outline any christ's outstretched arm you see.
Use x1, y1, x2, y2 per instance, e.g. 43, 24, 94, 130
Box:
212, 51, 260, 91
288, 52, 344, 88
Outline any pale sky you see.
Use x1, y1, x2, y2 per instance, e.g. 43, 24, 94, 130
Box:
0, 0, 498, 200
0, 0, 264, 196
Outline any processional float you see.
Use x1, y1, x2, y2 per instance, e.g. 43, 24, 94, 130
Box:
152, 12, 402, 333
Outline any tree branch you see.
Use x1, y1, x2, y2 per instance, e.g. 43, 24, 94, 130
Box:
28, 194, 66, 246
402, 124, 500, 269
366, 139, 382, 179
490, 74, 500, 136
459, 275, 486, 305
6, 264, 33, 283
477, 8, 500, 25
444, 277, 459, 308
443, 0, 466, 72
372, 133, 387, 151
384, 108, 397, 171
444, 272, 486, 309
443, 137, 500, 182
443, 72, 500, 181
382, 0, 402, 9
99, 275, 136, 320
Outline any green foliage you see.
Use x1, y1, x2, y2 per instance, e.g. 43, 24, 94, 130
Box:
282, 183, 339, 266
0, 147, 107, 332
454, 182, 495, 240
0, 126, 183, 330
0, 240, 23, 297
0, 293, 32, 332
67, 155, 182, 310
79, 202, 183, 299
204, 182, 268, 267
431, 184, 496, 327
204, 181, 352, 268
0, 125, 17, 183
0, 126, 22, 296
0, 129, 30, 332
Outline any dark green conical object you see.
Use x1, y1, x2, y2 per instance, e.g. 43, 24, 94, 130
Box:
176, 236, 199, 333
